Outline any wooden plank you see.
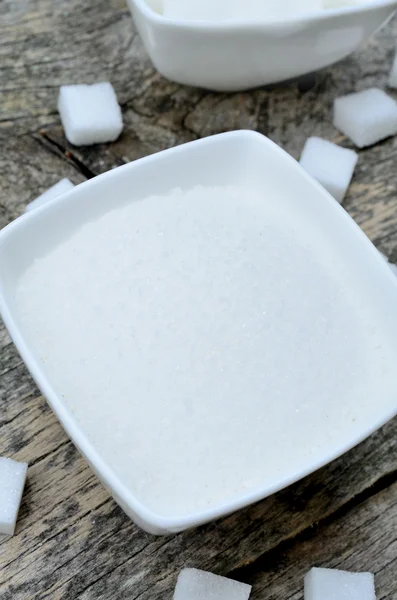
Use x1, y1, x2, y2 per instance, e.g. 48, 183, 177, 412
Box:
0, 134, 85, 220
0, 0, 143, 125
236, 479, 397, 599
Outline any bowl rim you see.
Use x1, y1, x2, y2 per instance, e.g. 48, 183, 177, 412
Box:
2, 130, 397, 533
131, 0, 397, 29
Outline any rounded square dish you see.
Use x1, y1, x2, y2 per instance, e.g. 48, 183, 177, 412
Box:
1, 131, 397, 534
127, 0, 397, 91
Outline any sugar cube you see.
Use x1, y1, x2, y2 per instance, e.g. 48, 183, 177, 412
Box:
299, 137, 358, 203
0, 457, 28, 535
173, 568, 251, 600
305, 567, 375, 600
163, 0, 322, 21
25, 178, 75, 212
389, 47, 397, 89
58, 82, 123, 146
333, 88, 397, 148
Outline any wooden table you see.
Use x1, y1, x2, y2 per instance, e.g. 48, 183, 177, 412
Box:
1, 2, 397, 598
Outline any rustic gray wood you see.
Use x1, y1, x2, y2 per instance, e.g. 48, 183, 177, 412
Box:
1, 0, 397, 598
238, 478, 397, 599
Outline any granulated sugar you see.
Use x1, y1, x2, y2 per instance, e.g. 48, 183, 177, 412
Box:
163, 0, 364, 21
15, 185, 397, 517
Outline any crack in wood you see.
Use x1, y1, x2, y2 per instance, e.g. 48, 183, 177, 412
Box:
229, 467, 397, 582
37, 131, 96, 179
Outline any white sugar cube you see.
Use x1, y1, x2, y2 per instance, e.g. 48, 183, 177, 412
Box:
299, 137, 358, 203
389, 47, 397, 89
163, 0, 321, 20
305, 567, 375, 600
58, 82, 123, 146
173, 568, 251, 600
25, 178, 75, 212
333, 88, 397, 148
0, 457, 28, 535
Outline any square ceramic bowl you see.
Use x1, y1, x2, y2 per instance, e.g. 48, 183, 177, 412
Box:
127, 0, 397, 91
1, 131, 397, 535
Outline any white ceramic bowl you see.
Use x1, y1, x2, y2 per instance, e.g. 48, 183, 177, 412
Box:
127, 0, 397, 91
1, 131, 397, 535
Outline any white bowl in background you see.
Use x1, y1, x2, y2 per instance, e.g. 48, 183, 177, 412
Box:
1, 131, 397, 534
127, 0, 397, 91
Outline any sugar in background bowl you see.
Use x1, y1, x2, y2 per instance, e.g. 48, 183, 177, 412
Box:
127, 0, 397, 91
1, 131, 397, 535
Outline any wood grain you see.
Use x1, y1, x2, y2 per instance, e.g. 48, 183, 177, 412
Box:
236, 478, 397, 599
1, 0, 397, 598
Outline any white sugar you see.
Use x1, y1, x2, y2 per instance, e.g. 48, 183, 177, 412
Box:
58, 82, 123, 146
173, 568, 251, 600
0, 457, 28, 535
15, 185, 397, 517
25, 178, 75, 212
163, 0, 364, 20
333, 88, 397, 148
163, 0, 321, 20
305, 567, 375, 600
299, 137, 358, 203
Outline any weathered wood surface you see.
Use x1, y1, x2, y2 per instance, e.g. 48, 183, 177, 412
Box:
1, 1, 397, 598
236, 477, 397, 599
